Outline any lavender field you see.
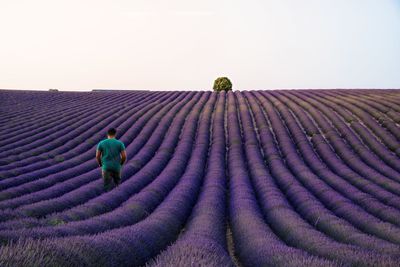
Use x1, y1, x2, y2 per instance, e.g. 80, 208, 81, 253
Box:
0, 89, 400, 267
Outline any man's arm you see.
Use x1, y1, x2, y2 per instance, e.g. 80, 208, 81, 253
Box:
120, 150, 126, 165
96, 149, 102, 167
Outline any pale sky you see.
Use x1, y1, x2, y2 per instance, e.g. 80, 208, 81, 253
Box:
0, 0, 399, 91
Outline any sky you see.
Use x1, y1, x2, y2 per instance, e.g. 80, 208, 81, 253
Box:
0, 0, 399, 91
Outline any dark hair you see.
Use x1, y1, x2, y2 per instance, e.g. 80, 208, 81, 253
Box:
107, 128, 117, 136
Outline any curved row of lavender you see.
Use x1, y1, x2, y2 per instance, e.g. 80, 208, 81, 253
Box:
0, 89, 399, 267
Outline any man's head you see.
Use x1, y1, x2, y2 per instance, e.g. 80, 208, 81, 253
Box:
107, 128, 117, 138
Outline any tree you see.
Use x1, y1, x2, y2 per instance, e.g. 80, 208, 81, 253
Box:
213, 77, 232, 92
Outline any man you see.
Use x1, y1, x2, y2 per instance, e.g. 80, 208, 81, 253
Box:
96, 128, 127, 191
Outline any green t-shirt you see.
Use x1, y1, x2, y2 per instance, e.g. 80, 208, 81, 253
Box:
97, 138, 126, 172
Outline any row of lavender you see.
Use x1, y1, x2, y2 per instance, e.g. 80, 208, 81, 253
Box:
0, 89, 399, 266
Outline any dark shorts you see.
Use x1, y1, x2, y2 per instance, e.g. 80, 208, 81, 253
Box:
102, 169, 121, 191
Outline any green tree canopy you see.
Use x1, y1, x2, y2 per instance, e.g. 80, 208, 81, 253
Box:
213, 77, 232, 92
